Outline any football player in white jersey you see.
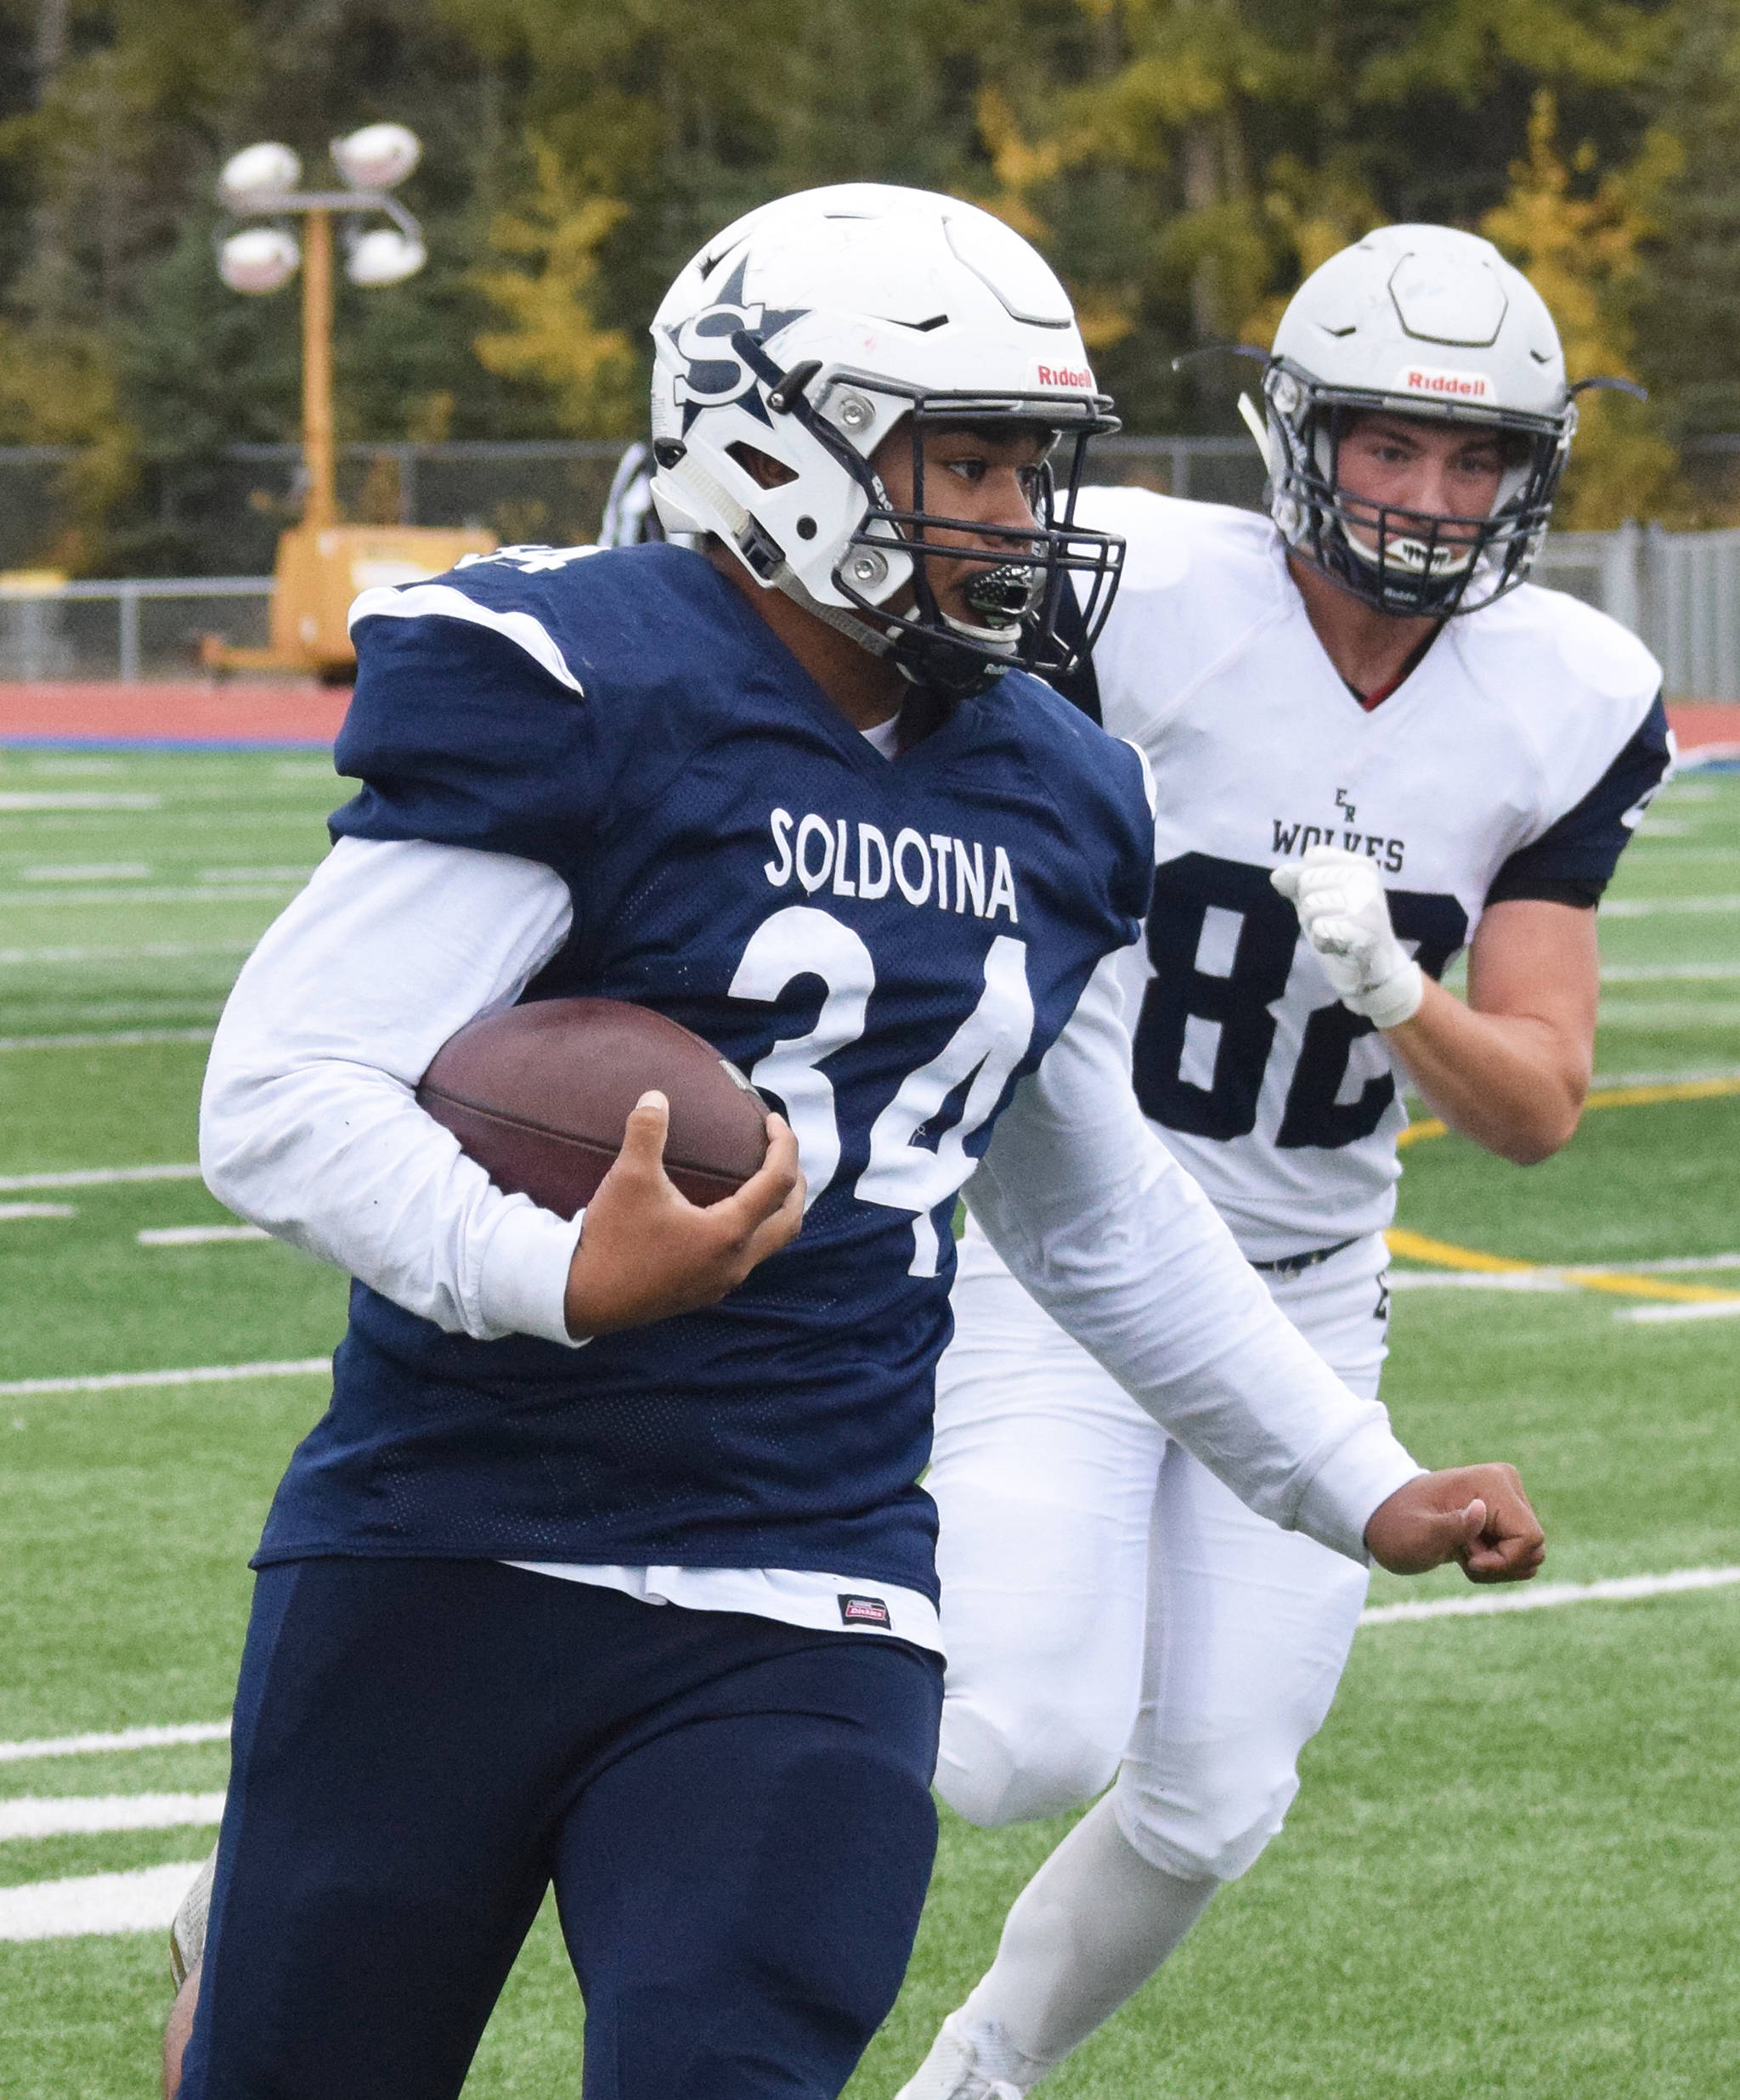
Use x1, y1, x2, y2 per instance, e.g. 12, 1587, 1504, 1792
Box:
899, 224, 1670, 2099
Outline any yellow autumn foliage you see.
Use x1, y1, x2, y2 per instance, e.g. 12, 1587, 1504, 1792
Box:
0, 321, 138, 573
473, 139, 639, 439
1482, 91, 1686, 528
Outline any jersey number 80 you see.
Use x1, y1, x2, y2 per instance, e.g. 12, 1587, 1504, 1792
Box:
1133, 853, 1466, 1150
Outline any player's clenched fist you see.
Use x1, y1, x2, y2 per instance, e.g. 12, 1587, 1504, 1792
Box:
1364, 1463, 1545, 1582
564, 1092, 805, 1337
1272, 844, 1424, 1030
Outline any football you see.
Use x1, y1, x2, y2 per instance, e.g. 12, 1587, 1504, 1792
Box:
416, 996, 771, 1217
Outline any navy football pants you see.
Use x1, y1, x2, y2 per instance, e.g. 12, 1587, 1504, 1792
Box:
178, 1558, 944, 2100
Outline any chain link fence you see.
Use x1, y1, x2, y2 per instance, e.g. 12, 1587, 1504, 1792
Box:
3, 438, 1739, 696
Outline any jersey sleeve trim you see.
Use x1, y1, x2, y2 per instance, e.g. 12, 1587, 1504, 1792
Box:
349, 583, 586, 697
1485, 691, 1673, 909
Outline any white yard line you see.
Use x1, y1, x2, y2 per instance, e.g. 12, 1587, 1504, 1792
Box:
1596, 1002, 1740, 1025
0, 1720, 229, 1764
1388, 1270, 1571, 1291
0, 1165, 201, 1191
0, 885, 300, 907
20, 865, 150, 883
1566, 1250, 1740, 1273
1619, 1298, 1740, 1324
0, 1793, 224, 1841
0, 1860, 205, 1941
136, 1225, 269, 1247
1618, 844, 1740, 860
198, 867, 316, 883
1360, 1566, 1740, 1624
0, 1029, 215, 1053
0, 1204, 76, 1222
0, 793, 161, 813
1600, 962, 1740, 981
0, 1358, 329, 1399
1390, 1251, 1740, 1292
1600, 894, 1740, 917
0, 941, 252, 967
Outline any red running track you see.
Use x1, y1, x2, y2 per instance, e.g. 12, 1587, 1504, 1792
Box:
0, 681, 352, 748
0, 682, 1737, 755
1666, 703, 1740, 757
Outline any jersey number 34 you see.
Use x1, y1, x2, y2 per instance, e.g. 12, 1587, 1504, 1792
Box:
1133, 852, 1466, 1149
730, 903, 1035, 1274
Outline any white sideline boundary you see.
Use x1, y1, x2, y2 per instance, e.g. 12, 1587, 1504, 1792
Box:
1359, 1566, 1740, 1625
0, 1720, 229, 1764
0, 1792, 225, 1841
0, 1358, 329, 1398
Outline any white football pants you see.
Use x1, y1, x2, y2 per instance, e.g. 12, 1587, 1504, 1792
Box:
931, 1223, 1388, 1884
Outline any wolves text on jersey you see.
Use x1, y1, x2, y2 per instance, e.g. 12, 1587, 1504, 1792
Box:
763, 807, 1020, 922
1269, 816, 1405, 873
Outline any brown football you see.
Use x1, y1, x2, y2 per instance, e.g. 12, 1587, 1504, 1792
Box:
416, 996, 771, 1218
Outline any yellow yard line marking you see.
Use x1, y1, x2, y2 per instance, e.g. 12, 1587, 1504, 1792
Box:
1384, 1227, 1740, 1305
1385, 1228, 1533, 1273
1397, 1074, 1740, 1150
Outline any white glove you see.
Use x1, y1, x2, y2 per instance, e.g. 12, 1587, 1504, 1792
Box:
1271, 845, 1423, 1029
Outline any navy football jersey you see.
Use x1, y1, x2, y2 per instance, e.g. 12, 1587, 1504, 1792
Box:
254, 541, 1153, 1602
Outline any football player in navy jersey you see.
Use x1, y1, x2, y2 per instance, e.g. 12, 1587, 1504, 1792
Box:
901, 227, 1671, 2100
165, 189, 1544, 2100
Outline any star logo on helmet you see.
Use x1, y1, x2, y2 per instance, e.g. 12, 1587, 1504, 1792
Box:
664, 258, 807, 432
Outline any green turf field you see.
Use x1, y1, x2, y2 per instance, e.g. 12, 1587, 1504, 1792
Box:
0, 748, 1735, 2097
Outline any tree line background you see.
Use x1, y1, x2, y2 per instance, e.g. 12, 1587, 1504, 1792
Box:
2, 0, 1739, 573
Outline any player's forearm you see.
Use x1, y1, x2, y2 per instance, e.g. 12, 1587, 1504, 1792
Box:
969, 1145, 1421, 1562
1384, 976, 1590, 1165
202, 1052, 581, 1341
200, 833, 584, 1342
971, 961, 1421, 1560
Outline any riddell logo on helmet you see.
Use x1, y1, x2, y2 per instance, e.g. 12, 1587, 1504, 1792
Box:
1037, 364, 1093, 388
1394, 365, 1490, 400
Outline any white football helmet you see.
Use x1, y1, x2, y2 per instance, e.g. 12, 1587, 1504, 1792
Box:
1251, 223, 1577, 615
648, 183, 1122, 695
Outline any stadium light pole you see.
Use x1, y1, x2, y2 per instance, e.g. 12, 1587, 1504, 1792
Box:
302, 206, 336, 529
200, 127, 489, 682
214, 125, 428, 532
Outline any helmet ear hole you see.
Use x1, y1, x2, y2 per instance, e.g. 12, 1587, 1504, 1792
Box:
726, 442, 799, 490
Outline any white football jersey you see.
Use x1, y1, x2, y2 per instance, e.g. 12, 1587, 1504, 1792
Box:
1075, 485, 1666, 1260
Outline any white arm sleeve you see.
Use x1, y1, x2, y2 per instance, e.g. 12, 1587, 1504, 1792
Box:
966, 952, 1424, 1562
200, 834, 585, 1346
